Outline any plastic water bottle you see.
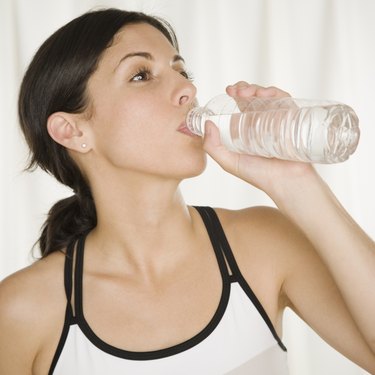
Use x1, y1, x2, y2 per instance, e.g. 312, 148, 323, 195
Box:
186, 94, 360, 163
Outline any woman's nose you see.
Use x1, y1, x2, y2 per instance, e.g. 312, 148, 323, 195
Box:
179, 94, 190, 105
173, 76, 197, 107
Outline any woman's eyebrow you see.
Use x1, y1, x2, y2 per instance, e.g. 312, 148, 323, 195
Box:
115, 52, 185, 71
119, 51, 153, 63
173, 54, 185, 64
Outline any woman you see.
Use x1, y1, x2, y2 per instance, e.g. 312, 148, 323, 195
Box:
0, 8, 374, 375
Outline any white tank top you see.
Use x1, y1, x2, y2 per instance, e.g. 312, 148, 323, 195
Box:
49, 206, 289, 374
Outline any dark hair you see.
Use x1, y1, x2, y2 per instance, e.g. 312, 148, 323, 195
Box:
18, 8, 179, 257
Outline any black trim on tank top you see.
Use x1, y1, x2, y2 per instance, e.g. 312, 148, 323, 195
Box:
197, 206, 287, 352
72, 216, 232, 361
48, 241, 77, 375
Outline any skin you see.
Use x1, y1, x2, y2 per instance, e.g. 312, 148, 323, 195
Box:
1, 22, 375, 374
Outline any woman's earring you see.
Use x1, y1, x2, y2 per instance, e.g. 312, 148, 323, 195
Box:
81, 143, 87, 148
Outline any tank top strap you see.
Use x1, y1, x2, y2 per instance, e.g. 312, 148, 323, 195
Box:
195, 206, 287, 351
195, 206, 243, 280
194, 206, 235, 281
73, 234, 86, 320
63, 235, 86, 320
63, 239, 76, 320
48, 241, 80, 375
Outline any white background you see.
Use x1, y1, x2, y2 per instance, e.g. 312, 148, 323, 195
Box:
1, 0, 374, 373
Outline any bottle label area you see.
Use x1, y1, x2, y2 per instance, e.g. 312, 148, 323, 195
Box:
207, 103, 359, 163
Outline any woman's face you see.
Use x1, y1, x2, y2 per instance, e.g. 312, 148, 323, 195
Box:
85, 22, 206, 180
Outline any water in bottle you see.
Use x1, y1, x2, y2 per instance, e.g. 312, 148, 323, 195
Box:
186, 95, 360, 163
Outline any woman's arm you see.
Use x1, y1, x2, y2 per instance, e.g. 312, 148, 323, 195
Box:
271, 164, 375, 353
203, 82, 375, 367
0, 254, 66, 375
0, 271, 39, 375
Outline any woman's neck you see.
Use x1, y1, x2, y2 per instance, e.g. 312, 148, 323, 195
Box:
84, 171, 197, 279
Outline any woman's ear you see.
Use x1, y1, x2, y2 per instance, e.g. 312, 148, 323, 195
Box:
47, 112, 91, 153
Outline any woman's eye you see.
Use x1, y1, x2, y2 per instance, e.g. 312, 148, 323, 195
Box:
130, 68, 152, 82
180, 70, 194, 81
130, 67, 193, 82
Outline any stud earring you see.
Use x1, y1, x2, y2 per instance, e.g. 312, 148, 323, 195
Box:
81, 143, 87, 148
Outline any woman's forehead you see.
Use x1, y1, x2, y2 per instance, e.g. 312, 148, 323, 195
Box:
110, 23, 174, 52
97, 23, 178, 68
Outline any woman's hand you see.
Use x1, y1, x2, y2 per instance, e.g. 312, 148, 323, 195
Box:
202, 81, 316, 198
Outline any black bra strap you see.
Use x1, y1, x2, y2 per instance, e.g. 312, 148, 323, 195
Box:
194, 206, 236, 278
48, 243, 77, 374
64, 241, 75, 318
194, 206, 287, 351
194, 206, 235, 281
74, 235, 86, 319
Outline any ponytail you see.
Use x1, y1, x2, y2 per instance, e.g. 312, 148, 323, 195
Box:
39, 190, 96, 257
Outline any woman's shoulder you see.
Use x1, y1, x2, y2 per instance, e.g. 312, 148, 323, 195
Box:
214, 205, 295, 239
212, 205, 309, 281
0, 251, 67, 354
0, 250, 67, 316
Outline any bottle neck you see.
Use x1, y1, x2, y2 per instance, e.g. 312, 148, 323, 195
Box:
186, 107, 211, 136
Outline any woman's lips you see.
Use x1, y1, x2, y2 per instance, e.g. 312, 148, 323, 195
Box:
177, 122, 201, 138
